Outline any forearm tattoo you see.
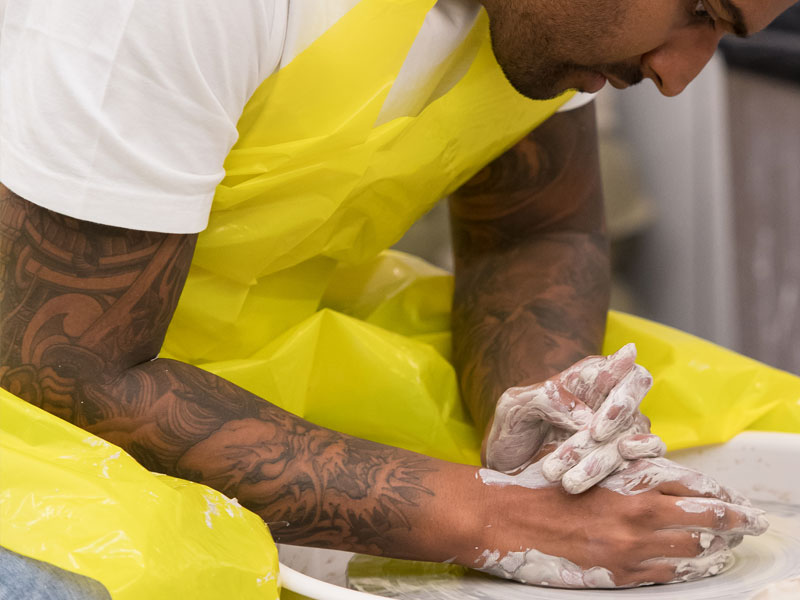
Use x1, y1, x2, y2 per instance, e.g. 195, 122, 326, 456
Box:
450, 105, 610, 430
0, 187, 435, 553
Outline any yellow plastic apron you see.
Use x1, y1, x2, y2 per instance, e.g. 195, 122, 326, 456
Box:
161, 0, 800, 459
3, 0, 800, 597
161, 0, 575, 466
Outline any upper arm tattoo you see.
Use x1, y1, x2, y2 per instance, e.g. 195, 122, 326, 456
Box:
0, 186, 196, 421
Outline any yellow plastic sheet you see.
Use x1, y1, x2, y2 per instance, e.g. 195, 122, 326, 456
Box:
604, 311, 800, 450
164, 0, 572, 366
174, 246, 800, 470
0, 388, 280, 600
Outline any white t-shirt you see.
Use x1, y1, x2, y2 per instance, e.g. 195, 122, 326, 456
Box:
0, 0, 594, 234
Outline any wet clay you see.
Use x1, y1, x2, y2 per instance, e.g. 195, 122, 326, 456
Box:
476, 548, 615, 588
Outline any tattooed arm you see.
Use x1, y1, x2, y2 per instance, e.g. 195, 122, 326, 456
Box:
0, 185, 756, 589
0, 185, 481, 560
450, 103, 611, 439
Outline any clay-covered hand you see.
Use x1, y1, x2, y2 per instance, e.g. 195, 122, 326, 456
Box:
541, 363, 667, 494
471, 457, 767, 588
484, 344, 663, 476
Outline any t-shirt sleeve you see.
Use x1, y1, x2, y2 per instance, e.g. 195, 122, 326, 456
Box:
0, 0, 286, 233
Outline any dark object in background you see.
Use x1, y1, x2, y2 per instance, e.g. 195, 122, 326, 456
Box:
720, 3, 800, 85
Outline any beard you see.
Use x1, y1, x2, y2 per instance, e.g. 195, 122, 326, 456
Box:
485, 1, 640, 100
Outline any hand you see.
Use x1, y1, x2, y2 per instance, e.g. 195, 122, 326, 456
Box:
469, 458, 767, 588
541, 363, 667, 494
484, 344, 663, 478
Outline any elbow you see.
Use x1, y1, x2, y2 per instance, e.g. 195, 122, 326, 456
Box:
0, 341, 149, 426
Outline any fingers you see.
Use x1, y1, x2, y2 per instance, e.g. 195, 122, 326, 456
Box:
618, 434, 666, 460
541, 409, 665, 493
557, 343, 638, 410
631, 412, 653, 433
634, 549, 735, 585
496, 381, 592, 433
646, 527, 742, 558
604, 500, 747, 587
527, 428, 571, 464
669, 497, 769, 537
485, 381, 592, 473
578, 528, 735, 588
541, 423, 666, 493
541, 428, 598, 483
667, 549, 735, 582
589, 365, 653, 442
642, 492, 768, 539
485, 419, 548, 473
645, 458, 752, 507
618, 502, 752, 586
539, 426, 572, 448
558, 432, 666, 494
492, 345, 658, 488
562, 443, 626, 494
601, 457, 754, 509
644, 529, 727, 559
724, 533, 745, 549
490, 344, 645, 477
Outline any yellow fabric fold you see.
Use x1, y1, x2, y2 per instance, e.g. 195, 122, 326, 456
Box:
0, 388, 280, 600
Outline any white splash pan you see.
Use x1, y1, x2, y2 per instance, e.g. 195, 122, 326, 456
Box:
278, 431, 800, 600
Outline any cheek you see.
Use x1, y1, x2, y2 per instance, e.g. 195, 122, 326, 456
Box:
567, 4, 679, 64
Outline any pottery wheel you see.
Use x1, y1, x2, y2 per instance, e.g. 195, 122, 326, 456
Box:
347, 501, 800, 600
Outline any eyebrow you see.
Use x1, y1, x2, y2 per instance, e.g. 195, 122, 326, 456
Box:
717, 0, 751, 37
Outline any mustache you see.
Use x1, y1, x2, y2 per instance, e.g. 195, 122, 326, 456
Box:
597, 62, 645, 86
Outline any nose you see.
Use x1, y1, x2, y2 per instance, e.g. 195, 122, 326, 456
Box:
642, 27, 724, 96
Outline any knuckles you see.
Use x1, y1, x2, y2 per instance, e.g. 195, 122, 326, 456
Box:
624, 493, 661, 524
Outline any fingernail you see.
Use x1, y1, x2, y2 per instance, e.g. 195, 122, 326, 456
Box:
742, 507, 770, 534
563, 475, 590, 495
754, 513, 770, 534
633, 363, 652, 379
616, 343, 637, 359
709, 551, 734, 576
541, 455, 564, 482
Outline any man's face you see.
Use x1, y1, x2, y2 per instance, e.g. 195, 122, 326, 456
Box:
481, 0, 797, 99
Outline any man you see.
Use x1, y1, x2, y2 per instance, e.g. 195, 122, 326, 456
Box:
0, 0, 796, 593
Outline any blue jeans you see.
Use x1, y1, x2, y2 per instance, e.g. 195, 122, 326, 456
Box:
0, 546, 111, 600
